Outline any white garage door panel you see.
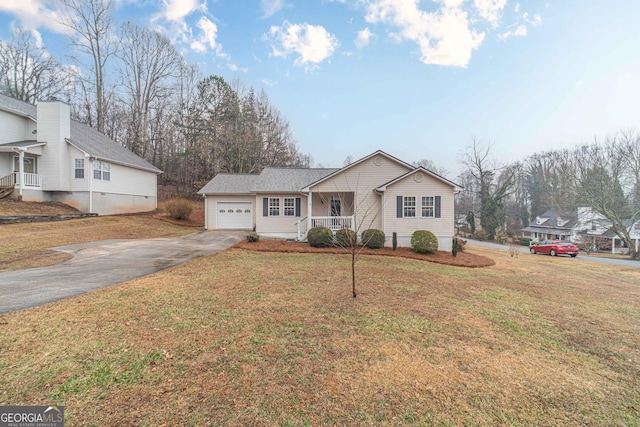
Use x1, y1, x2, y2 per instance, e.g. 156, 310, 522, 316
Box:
217, 202, 252, 229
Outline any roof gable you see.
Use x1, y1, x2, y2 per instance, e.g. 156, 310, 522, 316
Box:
302, 150, 414, 191
375, 166, 461, 192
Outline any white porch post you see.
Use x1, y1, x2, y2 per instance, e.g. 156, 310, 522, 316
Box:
307, 192, 312, 231
612, 238, 616, 254
18, 149, 25, 201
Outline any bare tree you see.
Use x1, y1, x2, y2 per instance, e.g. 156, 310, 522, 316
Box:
59, 0, 117, 133
116, 22, 183, 158
572, 138, 638, 259
0, 27, 73, 103
459, 138, 514, 240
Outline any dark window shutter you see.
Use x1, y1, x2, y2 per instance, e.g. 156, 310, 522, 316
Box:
295, 197, 301, 217
263, 197, 268, 216
435, 196, 441, 218
397, 196, 403, 218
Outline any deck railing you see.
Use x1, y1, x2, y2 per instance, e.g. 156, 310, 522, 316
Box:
297, 215, 355, 241
0, 173, 16, 187
16, 173, 42, 187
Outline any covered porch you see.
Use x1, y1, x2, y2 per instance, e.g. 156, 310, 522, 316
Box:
0, 142, 45, 199
297, 192, 355, 240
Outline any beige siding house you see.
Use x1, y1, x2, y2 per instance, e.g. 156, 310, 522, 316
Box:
0, 94, 161, 214
199, 150, 461, 250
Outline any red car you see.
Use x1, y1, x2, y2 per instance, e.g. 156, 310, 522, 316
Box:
530, 240, 579, 257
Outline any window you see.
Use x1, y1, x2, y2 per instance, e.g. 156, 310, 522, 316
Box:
284, 197, 295, 216
403, 196, 416, 217
269, 197, 280, 216
421, 196, 434, 217
591, 221, 597, 231
75, 159, 84, 179
93, 161, 111, 181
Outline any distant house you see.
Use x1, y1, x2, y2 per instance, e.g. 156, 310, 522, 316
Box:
0, 94, 161, 215
520, 207, 640, 254
198, 150, 462, 250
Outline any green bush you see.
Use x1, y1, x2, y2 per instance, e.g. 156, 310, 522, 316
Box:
361, 229, 385, 249
163, 198, 193, 220
335, 228, 357, 247
307, 227, 333, 248
392, 232, 398, 251
452, 236, 459, 257
411, 230, 439, 254
519, 237, 533, 246
245, 232, 260, 242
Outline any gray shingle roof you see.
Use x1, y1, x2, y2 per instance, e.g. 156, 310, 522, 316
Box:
0, 93, 161, 173
252, 168, 338, 192
198, 174, 260, 194
198, 168, 339, 195
69, 121, 160, 173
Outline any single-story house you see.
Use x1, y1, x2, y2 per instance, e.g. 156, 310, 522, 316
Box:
198, 150, 462, 250
603, 219, 640, 255
0, 93, 161, 214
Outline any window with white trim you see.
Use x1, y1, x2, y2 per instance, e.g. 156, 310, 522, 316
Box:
74, 159, 85, 179
403, 196, 416, 217
422, 196, 434, 217
284, 197, 295, 216
269, 197, 280, 216
93, 161, 111, 181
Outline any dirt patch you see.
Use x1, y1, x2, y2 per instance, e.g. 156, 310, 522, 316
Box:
234, 239, 495, 267
0, 199, 81, 216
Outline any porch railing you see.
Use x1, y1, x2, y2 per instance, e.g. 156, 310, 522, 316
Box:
16, 173, 42, 187
0, 173, 15, 187
297, 215, 355, 241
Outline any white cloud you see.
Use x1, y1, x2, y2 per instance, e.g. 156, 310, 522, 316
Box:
355, 27, 373, 49
365, 0, 484, 67
474, 0, 507, 27
261, 0, 285, 18
498, 23, 527, 40
190, 16, 223, 55
159, 0, 203, 22
499, 10, 542, 40
0, 0, 70, 35
267, 21, 339, 69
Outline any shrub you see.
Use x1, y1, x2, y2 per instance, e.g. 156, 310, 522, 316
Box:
456, 237, 467, 252
519, 237, 533, 246
245, 232, 260, 242
452, 236, 459, 257
411, 230, 439, 254
472, 230, 488, 241
361, 229, 385, 249
163, 198, 193, 220
392, 232, 398, 251
307, 227, 333, 248
335, 228, 357, 247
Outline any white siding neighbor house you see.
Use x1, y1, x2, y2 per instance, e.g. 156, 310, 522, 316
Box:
0, 94, 161, 215
198, 150, 462, 250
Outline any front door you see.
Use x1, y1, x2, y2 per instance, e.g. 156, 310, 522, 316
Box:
330, 198, 341, 217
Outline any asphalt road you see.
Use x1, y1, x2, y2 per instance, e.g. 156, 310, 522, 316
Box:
467, 239, 640, 267
0, 230, 245, 314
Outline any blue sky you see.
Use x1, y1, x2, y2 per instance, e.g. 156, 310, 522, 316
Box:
1, 0, 639, 177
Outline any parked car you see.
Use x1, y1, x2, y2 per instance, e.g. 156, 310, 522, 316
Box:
530, 240, 579, 257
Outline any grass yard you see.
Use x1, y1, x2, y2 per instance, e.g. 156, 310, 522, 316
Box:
0, 234, 639, 426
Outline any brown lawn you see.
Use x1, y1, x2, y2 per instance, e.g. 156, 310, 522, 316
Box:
0, 214, 639, 426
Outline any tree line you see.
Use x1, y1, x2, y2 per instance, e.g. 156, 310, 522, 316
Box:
457, 131, 640, 259
0, 0, 308, 193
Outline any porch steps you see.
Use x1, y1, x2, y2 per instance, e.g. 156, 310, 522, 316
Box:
0, 185, 14, 200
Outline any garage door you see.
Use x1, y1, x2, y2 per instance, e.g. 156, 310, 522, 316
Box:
217, 202, 253, 229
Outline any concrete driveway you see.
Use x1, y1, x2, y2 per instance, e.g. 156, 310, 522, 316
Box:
0, 230, 245, 314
